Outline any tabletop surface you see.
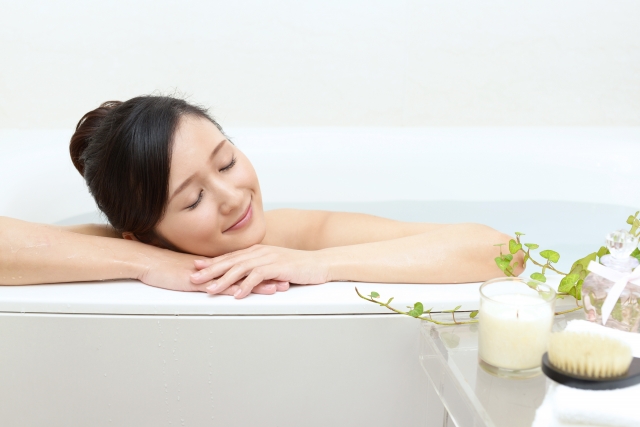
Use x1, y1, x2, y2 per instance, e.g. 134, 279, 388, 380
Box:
420, 309, 586, 427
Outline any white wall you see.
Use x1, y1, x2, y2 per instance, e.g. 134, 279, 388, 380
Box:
1, 0, 639, 128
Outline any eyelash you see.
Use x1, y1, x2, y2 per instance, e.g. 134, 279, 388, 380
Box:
220, 156, 237, 172
186, 156, 237, 210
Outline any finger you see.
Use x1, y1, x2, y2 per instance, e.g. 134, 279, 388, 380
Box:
236, 267, 279, 299
275, 281, 290, 292
201, 280, 277, 296
204, 258, 274, 295
191, 251, 274, 284
194, 245, 265, 270
251, 282, 278, 295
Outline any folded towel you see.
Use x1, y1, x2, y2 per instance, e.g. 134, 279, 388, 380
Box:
532, 320, 640, 427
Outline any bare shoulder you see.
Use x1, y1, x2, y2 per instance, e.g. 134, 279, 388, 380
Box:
262, 209, 330, 249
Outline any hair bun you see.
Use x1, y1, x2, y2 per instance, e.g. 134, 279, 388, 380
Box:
69, 101, 122, 176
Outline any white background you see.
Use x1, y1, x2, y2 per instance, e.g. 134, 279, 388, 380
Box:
1, 0, 639, 128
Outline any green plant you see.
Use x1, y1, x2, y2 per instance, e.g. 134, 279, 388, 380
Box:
355, 288, 478, 326
356, 211, 640, 324
495, 211, 640, 301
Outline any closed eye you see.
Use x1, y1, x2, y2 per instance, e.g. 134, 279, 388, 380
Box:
219, 156, 236, 172
187, 190, 203, 210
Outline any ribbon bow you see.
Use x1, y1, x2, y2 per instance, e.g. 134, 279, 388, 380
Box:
587, 260, 640, 325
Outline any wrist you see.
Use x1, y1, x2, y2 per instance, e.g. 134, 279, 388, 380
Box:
112, 238, 160, 281
317, 247, 349, 282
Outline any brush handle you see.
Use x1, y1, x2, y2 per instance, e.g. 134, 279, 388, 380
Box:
541, 353, 640, 390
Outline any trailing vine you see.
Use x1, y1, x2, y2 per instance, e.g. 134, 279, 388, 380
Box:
356, 211, 640, 324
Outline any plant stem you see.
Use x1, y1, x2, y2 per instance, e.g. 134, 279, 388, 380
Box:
524, 249, 567, 275
355, 287, 478, 326
555, 306, 582, 315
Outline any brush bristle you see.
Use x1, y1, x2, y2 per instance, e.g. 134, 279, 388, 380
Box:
548, 331, 633, 379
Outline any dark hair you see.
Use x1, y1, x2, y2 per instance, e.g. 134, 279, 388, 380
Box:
70, 96, 224, 246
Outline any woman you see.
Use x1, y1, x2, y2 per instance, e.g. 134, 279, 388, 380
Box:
0, 96, 522, 298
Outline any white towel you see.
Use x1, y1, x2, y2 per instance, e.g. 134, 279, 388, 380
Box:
532, 320, 640, 427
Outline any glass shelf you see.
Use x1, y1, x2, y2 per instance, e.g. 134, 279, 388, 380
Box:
420, 310, 586, 427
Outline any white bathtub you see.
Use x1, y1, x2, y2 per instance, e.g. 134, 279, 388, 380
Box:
0, 128, 639, 426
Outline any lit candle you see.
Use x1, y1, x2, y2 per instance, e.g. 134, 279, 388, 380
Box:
478, 278, 555, 377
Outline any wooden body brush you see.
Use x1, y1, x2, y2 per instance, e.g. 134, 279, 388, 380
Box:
541, 331, 640, 390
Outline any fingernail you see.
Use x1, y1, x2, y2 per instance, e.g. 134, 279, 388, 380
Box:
206, 283, 218, 292
234, 289, 242, 298
191, 272, 201, 279
265, 284, 276, 291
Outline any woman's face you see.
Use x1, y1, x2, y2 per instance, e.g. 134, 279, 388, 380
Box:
154, 115, 266, 256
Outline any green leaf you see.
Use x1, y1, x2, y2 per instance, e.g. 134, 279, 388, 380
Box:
423, 307, 433, 314
523, 253, 530, 265
570, 264, 583, 274
597, 246, 610, 260
509, 239, 522, 254
540, 289, 554, 300
574, 280, 584, 301
570, 252, 597, 273
493, 243, 506, 247
527, 280, 539, 289
386, 297, 394, 305
407, 302, 425, 317
530, 272, 546, 282
558, 273, 580, 293
502, 254, 513, 262
495, 257, 510, 272
540, 250, 560, 263
627, 215, 636, 225
370, 291, 380, 299
442, 305, 462, 313
515, 232, 525, 236
524, 243, 539, 250
470, 310, 479, 318
632, 248, 640, 263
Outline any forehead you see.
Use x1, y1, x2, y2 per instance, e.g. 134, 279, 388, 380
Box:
170, 116, 225, 174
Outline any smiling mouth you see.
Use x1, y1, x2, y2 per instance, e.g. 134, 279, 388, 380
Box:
224, 201, 253, 232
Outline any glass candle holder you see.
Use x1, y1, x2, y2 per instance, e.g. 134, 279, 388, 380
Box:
478, 277, 556, 379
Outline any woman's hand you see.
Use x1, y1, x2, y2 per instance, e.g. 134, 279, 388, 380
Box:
139, 247, 290, 296
190, 245, 332, 299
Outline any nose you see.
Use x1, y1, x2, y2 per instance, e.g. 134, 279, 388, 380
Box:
214, 178, 244, 216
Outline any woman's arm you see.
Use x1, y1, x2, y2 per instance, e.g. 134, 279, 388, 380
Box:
322, 222, 522, 283
62, 223, 122, 238
0, 216, 287, 295
262, 209, 443, 250
192, 211, 524, 298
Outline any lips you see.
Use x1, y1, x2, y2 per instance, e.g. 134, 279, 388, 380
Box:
224, 202, 253, 232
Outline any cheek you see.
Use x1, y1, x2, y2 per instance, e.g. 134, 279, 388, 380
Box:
157, 208, 220, 253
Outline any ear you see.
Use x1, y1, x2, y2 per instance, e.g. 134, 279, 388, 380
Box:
122, 232, 140, 242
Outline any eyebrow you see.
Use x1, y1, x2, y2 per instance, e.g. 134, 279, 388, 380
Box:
168, 139, 228, 203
